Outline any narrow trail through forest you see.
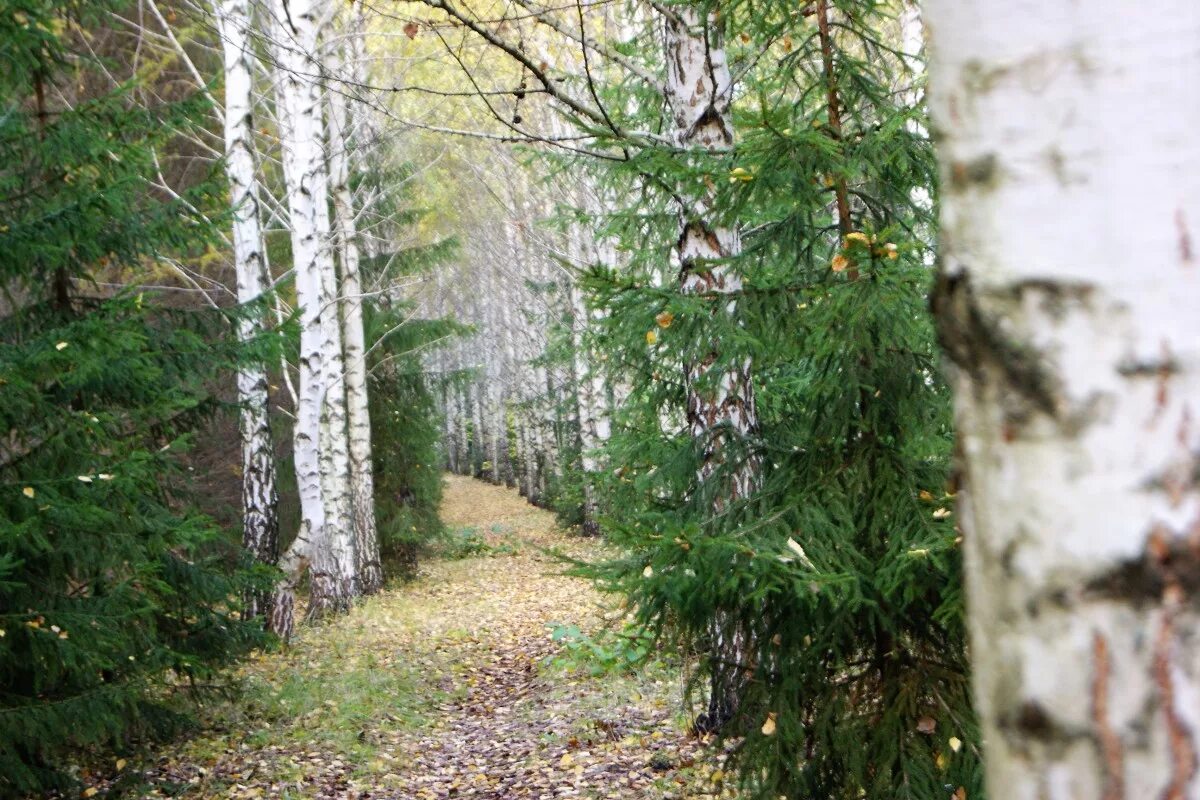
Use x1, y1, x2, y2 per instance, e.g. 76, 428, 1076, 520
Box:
131, 476, 724, 799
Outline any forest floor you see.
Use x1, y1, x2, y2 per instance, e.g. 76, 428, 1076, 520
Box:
105, 475, 734, 799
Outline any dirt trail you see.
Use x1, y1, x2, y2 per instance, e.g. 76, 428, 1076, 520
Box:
130, 476, 716, 799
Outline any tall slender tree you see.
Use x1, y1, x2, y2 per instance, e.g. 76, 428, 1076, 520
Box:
661, 3, 760, 731
927, 2, 1200, 797
268, 0, 358, 632
327, 28, 383, 595
214, 0, 280, 621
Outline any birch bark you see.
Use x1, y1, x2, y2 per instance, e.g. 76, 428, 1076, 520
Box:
328, 37, 383, 595
927, 2, 1200, 797
214, 0, 280, 621
269, 0, 357, 622
661, 3, 759, 731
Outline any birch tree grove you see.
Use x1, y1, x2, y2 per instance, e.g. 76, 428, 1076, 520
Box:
214, 0, 279, 620
20, 0, 1200, 795
926, 3, 1200, 797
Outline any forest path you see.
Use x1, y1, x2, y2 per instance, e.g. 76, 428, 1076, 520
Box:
133, 476, 719, 799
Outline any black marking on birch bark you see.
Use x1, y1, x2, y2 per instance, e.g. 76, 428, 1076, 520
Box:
931, 269, 1061, 420
947, 154, 999, 192
1085, 531, 1200, 608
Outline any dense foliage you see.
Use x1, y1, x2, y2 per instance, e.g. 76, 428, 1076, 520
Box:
360, 201, 465, 575
557, 1, 982, 797
368, 299, 463, 575
0, 0, 267, 792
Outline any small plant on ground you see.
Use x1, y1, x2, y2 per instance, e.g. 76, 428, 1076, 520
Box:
545, 622, 657, 676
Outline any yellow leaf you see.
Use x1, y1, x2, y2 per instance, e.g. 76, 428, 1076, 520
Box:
831, 254, 849, 273
711, 769, 725, 784
82, 789, 98, 798
844, 231, 870, 247
936, 751, 948, 770
645, 329, 658, 345
933, 507, 952, 519
761, 712, 777, 736
918, 490, 934, 502
115, 758, 127, 770
77, 475, 94, 483
948, 736, 962, 753
642, 564, 654, 578
22, 487, 34, 499
655, 311, 674, 328
56, 341, 69, 351
728, 166, 753, 183
559, 752, 574, 768
98, 473, 114, 481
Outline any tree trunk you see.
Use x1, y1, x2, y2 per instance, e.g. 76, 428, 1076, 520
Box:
927, 3, 1200, 798
269, 0, 357, 624
328, 39, 383, 596
570, 282, 603, 536
662, 3, 759, 732
214, 0, 279, 622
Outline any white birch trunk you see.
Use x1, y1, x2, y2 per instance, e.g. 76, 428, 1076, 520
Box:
663, 5, 759, 507
214, 0, 280, 622
661, 3, 758, 732
269, 0, 357, 622
926, 3, 1200, 798
327, 40, 383, 595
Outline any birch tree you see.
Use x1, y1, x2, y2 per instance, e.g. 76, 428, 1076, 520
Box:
327, 30, 383, 595
927, 2, 1200, 797
214, 0, 279, 620
661, 4, 759, 732
269, 0, 357, 628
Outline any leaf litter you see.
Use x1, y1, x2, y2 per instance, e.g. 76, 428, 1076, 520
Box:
98, 475, 733, 799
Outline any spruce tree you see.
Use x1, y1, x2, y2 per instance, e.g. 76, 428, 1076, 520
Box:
569, 0, 982, 796
0, 0, 266, 792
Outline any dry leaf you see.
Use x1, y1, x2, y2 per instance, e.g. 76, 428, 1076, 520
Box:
22, 487, 34, 498
761, 712, 777, 736
786, 537, 815, 569
403, 21, 418, 38
917, 716, 937, 734
655, 311, 674, 328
